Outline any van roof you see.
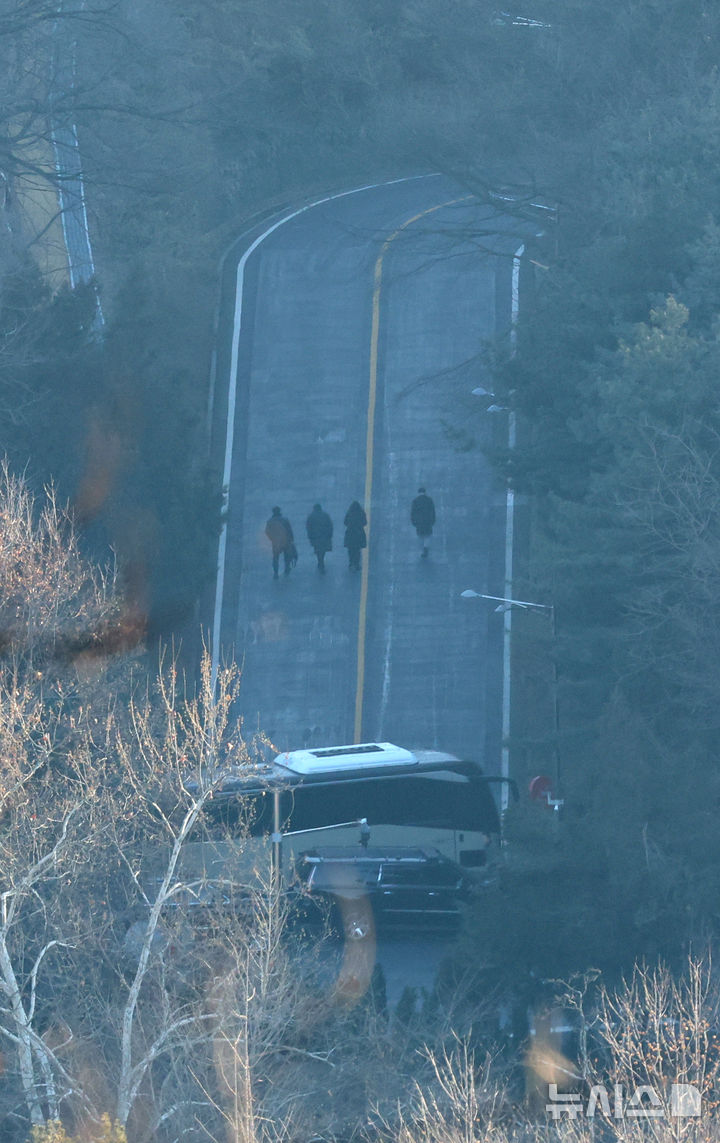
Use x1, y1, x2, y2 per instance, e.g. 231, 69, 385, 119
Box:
191, 745, 482, 799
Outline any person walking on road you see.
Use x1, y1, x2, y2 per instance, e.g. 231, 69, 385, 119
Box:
265, 506, 295, 579
411, 487, 436, 558
343, 500, 367, 571
306, 503, 333, 573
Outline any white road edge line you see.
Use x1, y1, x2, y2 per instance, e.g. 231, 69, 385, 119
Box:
210, 173, 441, 694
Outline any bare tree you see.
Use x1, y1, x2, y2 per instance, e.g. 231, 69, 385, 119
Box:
0, 459, 123, 665
376, 1035, 509, 1143
594, 959, 720, 1142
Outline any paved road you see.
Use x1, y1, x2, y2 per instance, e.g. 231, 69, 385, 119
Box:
210, 174, 529, 767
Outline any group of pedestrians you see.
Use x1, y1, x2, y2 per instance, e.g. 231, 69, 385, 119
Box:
264, 487, 435, 579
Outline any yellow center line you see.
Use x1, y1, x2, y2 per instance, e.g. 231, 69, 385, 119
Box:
353, 196, 471, 742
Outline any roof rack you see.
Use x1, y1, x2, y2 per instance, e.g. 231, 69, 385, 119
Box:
274, 742, 418, 775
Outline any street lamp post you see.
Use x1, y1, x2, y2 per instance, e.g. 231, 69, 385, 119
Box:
465, 245, 530, 814
461, 589, 559, 813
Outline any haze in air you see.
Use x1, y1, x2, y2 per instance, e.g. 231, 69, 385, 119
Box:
1, 2, 719, 1140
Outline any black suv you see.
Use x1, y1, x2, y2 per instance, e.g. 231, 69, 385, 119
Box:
293, 846, 471, 936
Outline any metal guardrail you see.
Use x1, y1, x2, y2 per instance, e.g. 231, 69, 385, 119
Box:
50, 1, 104, 326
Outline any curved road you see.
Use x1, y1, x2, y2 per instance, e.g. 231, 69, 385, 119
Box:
210, 174, 529, 766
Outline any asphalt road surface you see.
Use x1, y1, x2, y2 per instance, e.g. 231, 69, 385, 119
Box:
210, 173, 530, 768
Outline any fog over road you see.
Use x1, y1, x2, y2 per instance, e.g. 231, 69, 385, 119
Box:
211, 174, 528, 767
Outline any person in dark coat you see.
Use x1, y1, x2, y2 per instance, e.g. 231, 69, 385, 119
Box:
343, 500, 367, 571
265, 506, 295, 579
306, 503, 333, 573
411, 487, 436, 558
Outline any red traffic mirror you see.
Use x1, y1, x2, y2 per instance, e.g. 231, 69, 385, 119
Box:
528, 774, 554, 803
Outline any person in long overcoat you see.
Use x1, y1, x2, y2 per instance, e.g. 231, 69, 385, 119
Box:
343, 500, 367, 571
265, 506, 295, 578
410, 487, 436, 558
306, 503, 333, 573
